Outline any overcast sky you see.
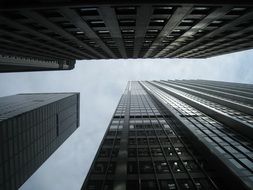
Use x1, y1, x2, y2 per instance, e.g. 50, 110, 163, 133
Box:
0, 49, 253, 190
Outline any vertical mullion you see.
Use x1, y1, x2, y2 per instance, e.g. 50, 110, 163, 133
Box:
112, 83, 130, 190
141, 81, 219, 189
157, 84, 217, 188
135, 88, 141, 190
140, 89, 179, 189
101, 119, 119, 189
138, 92, 160, 190
168, 116, 219, 189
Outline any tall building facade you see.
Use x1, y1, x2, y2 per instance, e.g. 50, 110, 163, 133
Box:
0, 93, 80, 190
82, 80, 253, 190
0, 56, 76, 73
0, 1, 253, 71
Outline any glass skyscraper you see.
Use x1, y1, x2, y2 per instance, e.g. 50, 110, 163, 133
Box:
0, 93, 80, 190
1, 1, 253, 72
82, 80, 253, 190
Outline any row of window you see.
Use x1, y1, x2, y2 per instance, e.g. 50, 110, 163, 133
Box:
3, 4, 251, 60
77, 6, 247, 16
143, 82, 253, 180
128, 147, 188, 158
129, 129, 174, 137
128, 160, 200, 174
165, 81, 253, 108
91, 159, 200, 175
169, 84, 253, 124
85, 178, 214, 190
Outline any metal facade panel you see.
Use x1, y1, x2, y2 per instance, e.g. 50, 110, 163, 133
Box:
0, 93, 80, 189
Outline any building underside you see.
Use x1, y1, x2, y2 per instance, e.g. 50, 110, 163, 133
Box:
0, 1, 253, 71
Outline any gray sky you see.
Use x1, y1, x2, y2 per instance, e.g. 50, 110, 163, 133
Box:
0, 49, 253, 190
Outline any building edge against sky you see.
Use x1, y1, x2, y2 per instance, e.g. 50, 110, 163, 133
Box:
0, 1, 253, 72
82, 80, 253, 190
0, 93, 80, 190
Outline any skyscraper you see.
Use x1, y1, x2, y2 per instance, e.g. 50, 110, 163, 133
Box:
0, 93, 80, 190
1, 1, 253, 72
0, 56, 76, 73
82, 80, 253, 190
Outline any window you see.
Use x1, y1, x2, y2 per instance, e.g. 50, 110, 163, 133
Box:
155, 162, 170, 173
79, 7, 99, 16
122, 29, 135, 33
224, 146, 238, 154
149, 19, 166, 26
156, 130, 165, 136
93, 162, 107, 174
164, 147, 174, 157
131, 124, 143, 129
128, 138, 136, 145
140, 162, 154, 173
92, 162, 115, 174
127, 180, 139, 190
119, 20, 136, 26
76, 31, 84, 35
151, 148, 163, 157
138, 148, 150, 157
178, 179, 194, 190
128, 148, 137, 157
147, 29, 159, 33
163, 124, 170, 129
86, 180, 102, 190
107, 162, 116, 174
88, 20, 105, 27
99, 148, 118, 157
128, 162, 138, 174
193, 178, 214, 189
137, 138, 148, 145
170, 161, 184, 173
179, 19, 196, 26
191, 7, 210, 15
209, 20, 223, 27
142, 180, 157, 190
109, 125, 118, 130
153, 6, 173, 15
97, 30, 109, 34
160, 138, 170, 145
160, 180, 176, 190
175, 147, 188, 156
137, 131, 147, 136
239, 158, 253, 169
227, 7, 247, 15
149, 138, 159, 145
106, 131, 116, 136
115, 7, 136, 15
183, 160, 199, 172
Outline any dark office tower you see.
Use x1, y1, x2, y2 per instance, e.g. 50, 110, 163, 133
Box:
0, 93, 80, 190
0, 55, 76, 73
82, 80, 253, 190
1, 1, 253, 72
